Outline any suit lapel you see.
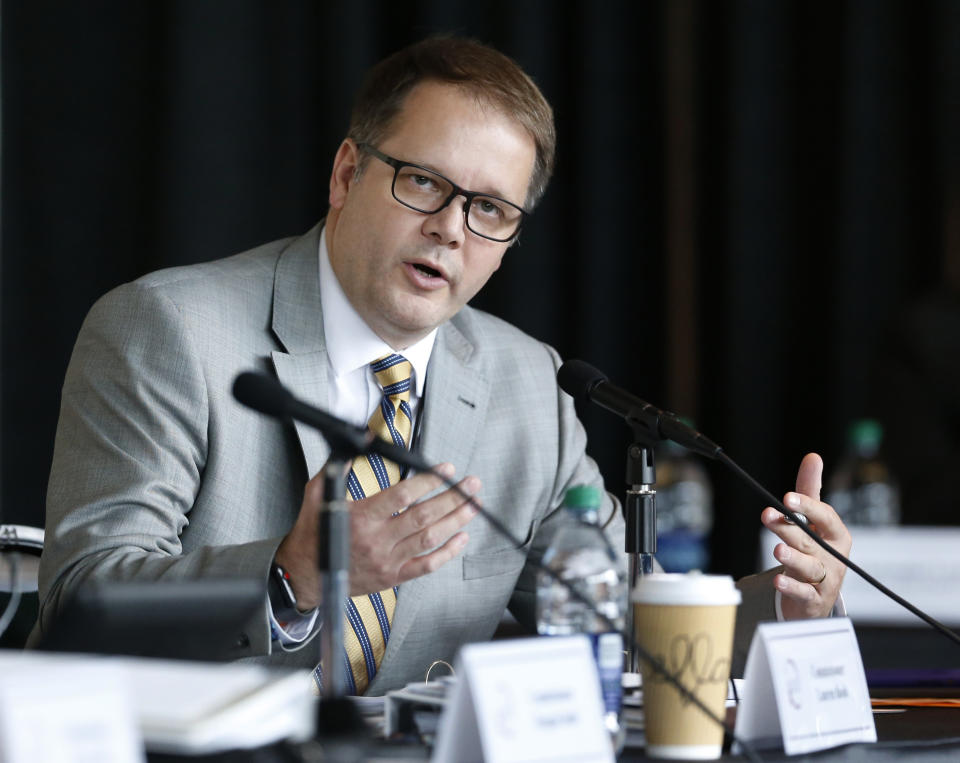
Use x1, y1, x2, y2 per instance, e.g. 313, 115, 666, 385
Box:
417, 321, 491, 472
268, 223, 332, 477
368, 319, 491, 694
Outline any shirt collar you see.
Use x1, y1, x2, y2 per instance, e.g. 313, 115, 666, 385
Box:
319, 227, 435, 396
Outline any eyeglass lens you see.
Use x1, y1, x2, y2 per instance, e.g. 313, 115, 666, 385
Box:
393, 166, 523, 241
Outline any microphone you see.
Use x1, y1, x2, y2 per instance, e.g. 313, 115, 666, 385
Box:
232, 372, 429, 470
559, 359, 960, 651
557, 359, 721, 459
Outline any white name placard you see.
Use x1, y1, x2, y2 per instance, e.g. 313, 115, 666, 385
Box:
0, 655, 144, 763
431, 636, 613, 763
734, 618, 876, 755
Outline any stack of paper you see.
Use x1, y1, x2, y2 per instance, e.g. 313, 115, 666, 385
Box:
0, 651, 315, 757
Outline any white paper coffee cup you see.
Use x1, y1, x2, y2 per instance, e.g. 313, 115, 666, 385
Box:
632, 572, 741, 760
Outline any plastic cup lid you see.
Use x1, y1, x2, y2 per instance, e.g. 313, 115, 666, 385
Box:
630, 571, 742, 606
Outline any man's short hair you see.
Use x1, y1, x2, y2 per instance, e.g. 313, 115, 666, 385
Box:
348, 36, 556, 210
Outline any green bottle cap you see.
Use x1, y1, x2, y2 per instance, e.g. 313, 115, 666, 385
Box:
848, 419, 883, 452
564, 484, 602, 512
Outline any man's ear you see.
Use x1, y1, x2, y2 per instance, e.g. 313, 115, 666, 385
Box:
329, 139, 361, 210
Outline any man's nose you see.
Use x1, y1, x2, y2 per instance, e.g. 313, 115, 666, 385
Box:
422, 196, 467, 247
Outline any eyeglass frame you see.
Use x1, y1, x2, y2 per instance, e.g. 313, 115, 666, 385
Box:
356, 142, 528, 243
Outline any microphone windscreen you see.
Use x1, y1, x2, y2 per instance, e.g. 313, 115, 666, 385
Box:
232, 372, 291, 417
557, 359, 607, 400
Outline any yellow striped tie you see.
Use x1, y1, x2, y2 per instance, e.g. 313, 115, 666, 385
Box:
342, 353, 413, 694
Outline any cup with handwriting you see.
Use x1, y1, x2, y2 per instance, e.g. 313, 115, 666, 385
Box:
633, 572, 741, 759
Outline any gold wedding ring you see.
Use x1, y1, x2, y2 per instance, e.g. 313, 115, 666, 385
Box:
812, 564, 827, 586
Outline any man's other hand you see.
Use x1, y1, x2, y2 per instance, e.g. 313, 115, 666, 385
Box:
761, 453, 852, 620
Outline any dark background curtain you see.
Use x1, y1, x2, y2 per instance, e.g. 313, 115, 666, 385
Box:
3, 0, 957, 580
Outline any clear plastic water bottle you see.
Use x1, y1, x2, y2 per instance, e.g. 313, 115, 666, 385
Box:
654, 437, 714, 572
826, 419, 901, 526
536, 485, 627, 752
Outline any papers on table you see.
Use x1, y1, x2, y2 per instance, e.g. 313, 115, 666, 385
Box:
0, 650, 315, 756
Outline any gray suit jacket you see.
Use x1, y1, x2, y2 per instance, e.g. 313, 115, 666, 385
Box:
34, 223, 775, 691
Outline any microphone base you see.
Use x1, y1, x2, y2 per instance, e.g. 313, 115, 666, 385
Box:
315, 695, 369, 740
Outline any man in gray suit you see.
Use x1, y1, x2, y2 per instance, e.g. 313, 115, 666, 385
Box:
34, 37, 851, 694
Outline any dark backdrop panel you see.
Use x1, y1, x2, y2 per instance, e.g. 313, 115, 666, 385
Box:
3, 0, 957, 580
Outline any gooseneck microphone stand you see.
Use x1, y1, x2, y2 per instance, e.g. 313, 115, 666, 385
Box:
317, 459, 351, 701
623, 440, 658, 675
231, 370, 367, 724
305, 439, 367, 737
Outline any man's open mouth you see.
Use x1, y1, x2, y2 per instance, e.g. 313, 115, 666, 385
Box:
412, 262, 443, 279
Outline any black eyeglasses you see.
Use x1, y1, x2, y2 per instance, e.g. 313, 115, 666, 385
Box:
357, 143, 527, 242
